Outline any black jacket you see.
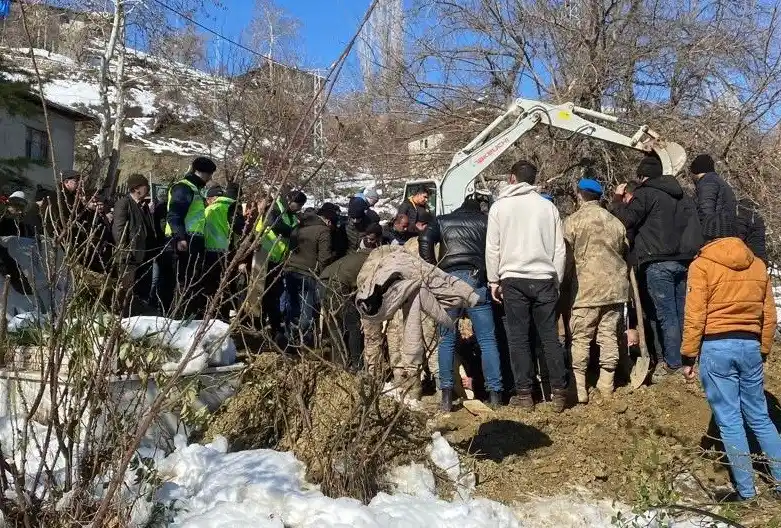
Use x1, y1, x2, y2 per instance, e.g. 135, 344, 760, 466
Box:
397, 199, 428, 233
383, 225, 410, 245
611, 175, 701, 266
695, 172, 737, 224
419, 206, 488, 279
735, 199, 767, 262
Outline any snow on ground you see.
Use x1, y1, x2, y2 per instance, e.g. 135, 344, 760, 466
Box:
121, 317, 237, 374
150, 434, 728, 528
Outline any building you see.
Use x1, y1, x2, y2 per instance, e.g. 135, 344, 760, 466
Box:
237, 57, 326, 157
0, 93, 94, 191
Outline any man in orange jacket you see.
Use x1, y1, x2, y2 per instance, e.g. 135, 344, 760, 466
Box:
681, 213, 779, 501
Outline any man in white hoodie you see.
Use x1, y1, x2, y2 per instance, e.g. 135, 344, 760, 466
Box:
486, 160, 568, 412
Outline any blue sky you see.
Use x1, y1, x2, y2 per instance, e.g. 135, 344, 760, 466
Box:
206, 0, 371, 71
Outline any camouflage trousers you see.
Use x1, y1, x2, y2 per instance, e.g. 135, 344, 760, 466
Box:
362, 307, 439, 388
570, 303, 622, 374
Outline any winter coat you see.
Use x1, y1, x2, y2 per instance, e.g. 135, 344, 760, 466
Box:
397, 199, 429, 233
611, 175, 702, 266
486, 182, 566, 284
347, 196, 380, 225
735, 199, 767, 263
356, 245, 479, 354
320, 247, 372, 292
285, 211, 334, 275
695, 172, 737, 225
681, 237, 776, 358
166, 173, 207, 241
563, 201, 630, 308
113, 195, 154, 265
419, 206, 488, 280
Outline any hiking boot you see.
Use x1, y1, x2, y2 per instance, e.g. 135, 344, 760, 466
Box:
509, 391, 534, 410
551, 389, 568, 413
440, 388, 453, 412
652, 364, 679, 384
596, 369, 615, 399
488, 391, 502, 408
574, 371, 589, 404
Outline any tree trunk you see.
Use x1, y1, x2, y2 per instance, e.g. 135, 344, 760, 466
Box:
93, 0, 123, 183
104, 20, 127, 193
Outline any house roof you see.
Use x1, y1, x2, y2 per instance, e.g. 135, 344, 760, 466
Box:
22, 92, 96, 122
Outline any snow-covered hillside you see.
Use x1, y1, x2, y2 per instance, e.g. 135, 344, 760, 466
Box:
3, 45, 391, 208
5, 45, 231, 159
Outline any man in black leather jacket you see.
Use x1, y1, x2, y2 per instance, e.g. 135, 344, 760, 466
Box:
419, 196, 503, 411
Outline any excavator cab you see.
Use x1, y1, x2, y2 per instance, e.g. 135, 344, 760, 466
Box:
403, 179, 440, 215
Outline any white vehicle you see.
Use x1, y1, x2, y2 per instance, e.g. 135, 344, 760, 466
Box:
404, 98, 687, 215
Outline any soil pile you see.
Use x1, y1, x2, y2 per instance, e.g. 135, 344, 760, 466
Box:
204, 353, 429, 501
431, 355, 781, 527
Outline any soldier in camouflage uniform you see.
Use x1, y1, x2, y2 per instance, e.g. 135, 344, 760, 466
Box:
563, 178, 630, 403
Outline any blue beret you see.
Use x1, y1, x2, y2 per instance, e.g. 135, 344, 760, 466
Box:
577, 178, 603, 195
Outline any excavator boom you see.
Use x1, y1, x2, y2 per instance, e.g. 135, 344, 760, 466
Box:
405, 98, 686, 215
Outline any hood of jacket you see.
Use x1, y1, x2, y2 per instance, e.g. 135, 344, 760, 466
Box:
642, 175, 683, 199
497, 182, 539, 200
698, 237, 754, 271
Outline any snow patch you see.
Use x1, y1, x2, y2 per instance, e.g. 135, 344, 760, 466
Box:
121, 317, 237, 374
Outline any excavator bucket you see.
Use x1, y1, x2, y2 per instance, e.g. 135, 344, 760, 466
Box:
653, 141, 687, 175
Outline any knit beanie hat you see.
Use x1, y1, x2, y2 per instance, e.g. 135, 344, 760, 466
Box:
192, 157, 217, 174
127, 173, 150, 191
636, 155, 663, 179
702, 213, 737, 243
363, 188, 380, 204
689, 154, 715, 175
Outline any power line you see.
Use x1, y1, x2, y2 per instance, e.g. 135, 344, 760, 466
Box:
149, 0, 323, 76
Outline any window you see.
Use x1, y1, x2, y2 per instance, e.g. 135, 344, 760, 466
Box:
25, 127, 49, 162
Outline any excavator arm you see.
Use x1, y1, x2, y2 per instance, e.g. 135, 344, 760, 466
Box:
429, 98, 686, 214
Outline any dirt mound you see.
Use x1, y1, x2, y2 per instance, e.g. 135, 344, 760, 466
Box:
205, 353, 429, 502
433, 355, 781, 527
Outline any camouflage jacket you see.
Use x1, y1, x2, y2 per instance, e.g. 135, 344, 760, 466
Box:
563, 201, 629, 308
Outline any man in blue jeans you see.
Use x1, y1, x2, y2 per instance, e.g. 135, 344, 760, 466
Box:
681, 214, 780, 501
419, 196, 503, 411
612, 155, 702, 379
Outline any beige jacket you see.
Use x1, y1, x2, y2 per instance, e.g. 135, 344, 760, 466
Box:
356, 245, 478, 353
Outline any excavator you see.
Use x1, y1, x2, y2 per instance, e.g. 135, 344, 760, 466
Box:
403, 97, 687, 215
403, 97, 687, 389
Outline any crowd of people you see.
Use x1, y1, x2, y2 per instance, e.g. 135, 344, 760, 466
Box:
0, 151, 779, 501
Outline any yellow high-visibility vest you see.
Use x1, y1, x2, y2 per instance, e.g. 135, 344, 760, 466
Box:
164, 179, 205, 237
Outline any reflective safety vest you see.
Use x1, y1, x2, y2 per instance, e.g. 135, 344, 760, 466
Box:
164, 179, 205, 237
254, 198, 298, 262
204, 196, 236, 251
